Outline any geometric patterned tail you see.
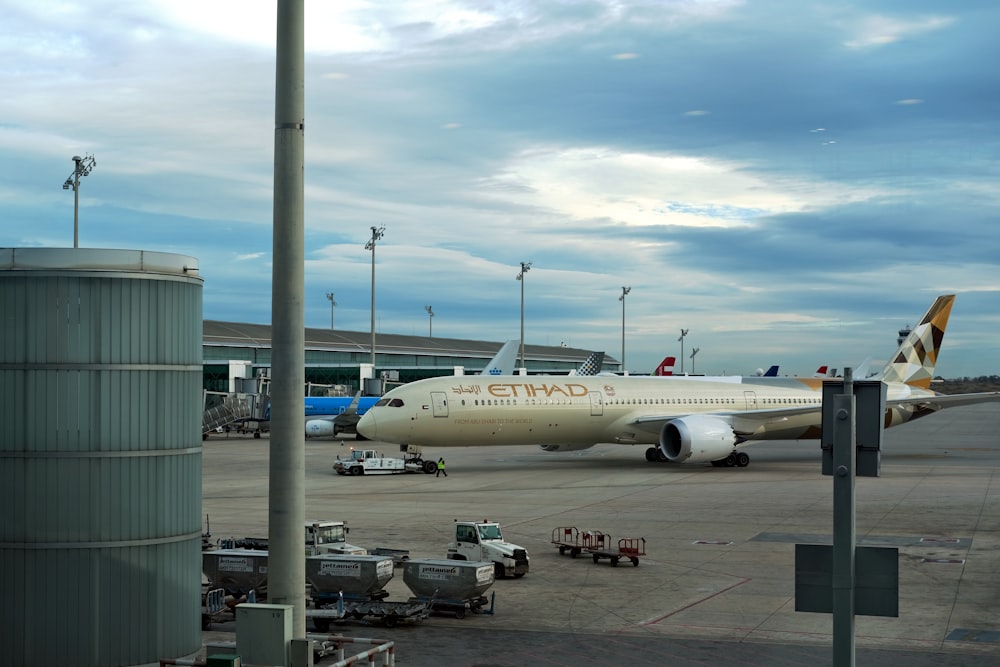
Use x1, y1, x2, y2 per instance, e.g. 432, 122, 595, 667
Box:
879, 295, 955, 390
575, 351, 606, 376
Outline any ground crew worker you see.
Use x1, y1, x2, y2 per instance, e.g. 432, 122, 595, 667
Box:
436, 457, 447, 477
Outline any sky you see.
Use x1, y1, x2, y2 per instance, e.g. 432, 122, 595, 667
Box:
2, 1, 999, 378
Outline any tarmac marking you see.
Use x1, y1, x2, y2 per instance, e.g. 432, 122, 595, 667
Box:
945, 628, 1000, 643
637, 577, 752, 627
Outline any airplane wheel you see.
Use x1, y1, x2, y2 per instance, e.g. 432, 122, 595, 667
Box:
644, 447, 658, 462
725, 453, 737, 467
736, 452, 750, 467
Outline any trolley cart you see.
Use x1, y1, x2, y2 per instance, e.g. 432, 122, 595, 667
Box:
410, 594, 490, 619
307, 605, 348, 633
588, 537, 646, 567
551, 526, 585, 557
312, 597, 431, 631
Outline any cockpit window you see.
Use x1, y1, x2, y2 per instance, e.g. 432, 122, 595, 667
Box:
375, 398, 390, 407
389, 398, 404, 407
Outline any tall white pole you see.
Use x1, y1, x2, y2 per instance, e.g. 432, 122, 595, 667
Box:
619, 286, 631, 372
366, 226, 385, 368
516, 262, 531, 370
678, 329, 688, 374
269, 0, 306, 637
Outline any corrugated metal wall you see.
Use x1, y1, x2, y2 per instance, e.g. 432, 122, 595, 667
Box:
0, 249, 203, 667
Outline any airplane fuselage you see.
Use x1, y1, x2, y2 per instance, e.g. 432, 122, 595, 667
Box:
357, 375, 927, 450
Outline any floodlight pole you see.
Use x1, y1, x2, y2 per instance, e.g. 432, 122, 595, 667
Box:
326, 292, 336, 330
425, 305, 434, 337
516, 262, 532, 370
690, 347, 700, 374
62, 154, 96, 248
678, 329, 689, 374
366, 226, 385, 368
619, 286, 631, 372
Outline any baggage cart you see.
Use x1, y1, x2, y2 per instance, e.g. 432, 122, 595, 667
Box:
551, 526, 585, 557
588, 537, 646, 567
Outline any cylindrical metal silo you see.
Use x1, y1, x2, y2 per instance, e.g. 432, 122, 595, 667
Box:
0, 248, 203, 667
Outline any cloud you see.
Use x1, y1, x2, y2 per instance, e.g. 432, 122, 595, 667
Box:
842, 13, 955, 49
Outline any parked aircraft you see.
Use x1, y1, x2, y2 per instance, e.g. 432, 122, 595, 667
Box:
652, 356, 676, 376
356, 295, 999, 468
305, 339, 520, 438
567, 351, 604, 376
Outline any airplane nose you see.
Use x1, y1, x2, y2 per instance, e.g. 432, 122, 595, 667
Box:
357, 412, 376, 440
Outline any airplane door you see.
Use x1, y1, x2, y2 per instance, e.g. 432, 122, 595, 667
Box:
743, 391, 758, 410
431, 392, 449, 417
589, 391, 604, 416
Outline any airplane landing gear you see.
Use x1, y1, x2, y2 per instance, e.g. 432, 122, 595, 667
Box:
711, 452, 750, 467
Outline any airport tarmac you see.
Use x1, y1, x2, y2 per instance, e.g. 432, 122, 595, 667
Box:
199, 402, 1000, 666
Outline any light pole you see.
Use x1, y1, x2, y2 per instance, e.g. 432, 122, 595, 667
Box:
619, 286, 631, 372
62, 154, 96, 248
365, 225, 385, 368
690, 347, 700, 374
516, 261, 532, 370
678, 329, 689, 374
425, 305, 434, 337
325, 292, 336, 330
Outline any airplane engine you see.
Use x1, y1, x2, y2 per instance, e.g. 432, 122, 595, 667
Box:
658, 414, 736, 463
538, 443, 596, 452
305, 420, 337, 437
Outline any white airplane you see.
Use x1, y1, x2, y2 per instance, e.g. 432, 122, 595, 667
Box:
356, 295, 1000, 468
305, 339, 520, 437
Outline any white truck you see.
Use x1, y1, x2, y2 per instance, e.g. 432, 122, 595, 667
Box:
333, 448, 437, 475
446, 519, 529, 579
306, 520, 367, 555
222, 520, 367, 556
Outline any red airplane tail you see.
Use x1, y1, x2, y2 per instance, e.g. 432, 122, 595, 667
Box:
653, 356, 676, 376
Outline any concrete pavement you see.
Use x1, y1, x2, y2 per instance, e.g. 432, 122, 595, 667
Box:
198, 402, 1000, 665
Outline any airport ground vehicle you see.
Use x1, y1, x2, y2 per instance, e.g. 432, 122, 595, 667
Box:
446, 519, 529, 579
371, 546, 411, 566
332, 448, 436, 475
307, 554, 433, 630
218, 520, 367, 556
551, 527, 646, 566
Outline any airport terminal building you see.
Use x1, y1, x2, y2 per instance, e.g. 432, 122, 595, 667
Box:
202, 320, 621, 392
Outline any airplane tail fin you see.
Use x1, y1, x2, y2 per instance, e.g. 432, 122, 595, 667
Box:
342, 391, 362, 416
573, 351, 605, 376
653, 356, 676, 376
481, 340, 519, 376
762, 365, 779, 377
813, 365, 829, 377
879, 295, 955, 389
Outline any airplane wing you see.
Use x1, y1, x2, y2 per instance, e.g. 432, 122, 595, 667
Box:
629, 404, 821, 436
628, 392, 1000, 439
891, 391, 1000, 410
